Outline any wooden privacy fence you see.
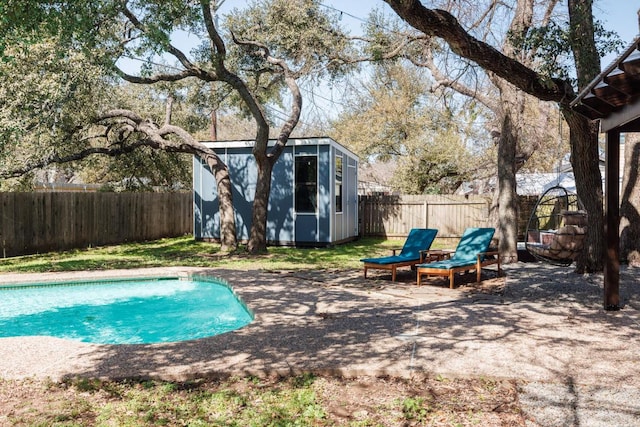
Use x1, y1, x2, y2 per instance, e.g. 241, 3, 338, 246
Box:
0, 191, 539, 257
359, 195, 492, 241
360, 194, 540, 242
0, 192, 192, 257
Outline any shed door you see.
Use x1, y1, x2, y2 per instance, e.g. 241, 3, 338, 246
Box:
294, 153, 319, 243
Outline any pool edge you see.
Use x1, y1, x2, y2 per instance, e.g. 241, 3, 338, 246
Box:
0, 267, 256, 344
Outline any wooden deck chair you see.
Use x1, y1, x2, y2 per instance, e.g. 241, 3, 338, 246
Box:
361, 228, 438, 281
416, 227, 500, 289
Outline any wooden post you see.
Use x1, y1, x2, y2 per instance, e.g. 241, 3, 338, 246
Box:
424, 201, 429, 229
604, 129, 621, 310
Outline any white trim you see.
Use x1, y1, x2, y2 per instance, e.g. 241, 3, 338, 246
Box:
347, 161, 358, 237
330, 146, 335, 242
291, 145, 296, 243
333, 149, 346, 242
292, 146, 321, 243
192, 156, 198, 237
200, 137, 359, 161
316, 143, 320, 242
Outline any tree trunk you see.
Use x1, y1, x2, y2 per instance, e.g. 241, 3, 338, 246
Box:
247, 155, 273, 253
620, 133, 640, 266
562, 108, 603, 272
245, 68, 301, 254
565, 0, 603, 273
495, 0, 532, 264
496, 111, 519, 263
201, 153, 237, 252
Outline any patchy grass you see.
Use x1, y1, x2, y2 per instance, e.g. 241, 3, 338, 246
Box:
0, 235, 448, 273
0, 375, 524, 426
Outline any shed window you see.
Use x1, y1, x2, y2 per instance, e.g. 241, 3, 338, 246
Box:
295, 155, 317, 213
335, 155, 343, 213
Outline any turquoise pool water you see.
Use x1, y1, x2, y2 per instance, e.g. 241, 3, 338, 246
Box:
0, 277, 253, 344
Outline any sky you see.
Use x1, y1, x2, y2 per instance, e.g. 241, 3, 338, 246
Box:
214, 0, 640, 78
116, 0, 640, 124
595, 0, 639, 65
135, 0, 640, 78
315, 0, 640, 67
314, 0, 640, 121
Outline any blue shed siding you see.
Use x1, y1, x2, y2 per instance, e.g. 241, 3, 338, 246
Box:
193, 137, 358, 245
268, 148, 294, 242
226, 149, 256, 241
193, 156, 202, 238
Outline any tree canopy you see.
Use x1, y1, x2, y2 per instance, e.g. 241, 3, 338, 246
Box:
0, 0, 352, 253
0, 0, 629, 267
331, 64, 477, 194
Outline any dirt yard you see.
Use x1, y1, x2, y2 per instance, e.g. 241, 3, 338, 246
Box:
0, 375, 526, 426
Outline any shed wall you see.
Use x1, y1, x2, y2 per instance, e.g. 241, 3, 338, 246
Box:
193, 138, 358, 245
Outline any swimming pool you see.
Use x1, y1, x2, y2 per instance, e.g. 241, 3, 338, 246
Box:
0, 276, 253, 344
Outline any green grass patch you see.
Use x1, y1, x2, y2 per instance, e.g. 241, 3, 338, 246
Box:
78, 376, 326, 427
0, 235, 448, 273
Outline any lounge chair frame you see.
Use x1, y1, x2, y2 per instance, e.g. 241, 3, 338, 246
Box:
361, 228, 438, 281
415, 227, 500, 289
363, 251, 419, 281
416, 250, 501, 288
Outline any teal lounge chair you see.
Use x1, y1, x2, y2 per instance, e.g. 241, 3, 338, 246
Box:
361, 228, 438, 281
416, 227, 500, 289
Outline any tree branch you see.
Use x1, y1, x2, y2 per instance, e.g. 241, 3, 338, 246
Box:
116, 67, 198, 84
383, 0, 573, 102
542, 0, 560, 26
231, 33, 302, 161
408, 46, 496, 109
122, 5, 197, 70
0, 108, 227, 179
332, 33, 429, 65
0, 143, 148, 179
201, 0, 227, 56
165, 96, 173, 125
120, 5, 213, 82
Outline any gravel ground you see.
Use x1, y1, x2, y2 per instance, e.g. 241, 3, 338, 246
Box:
1, 263, 639, 425
501, 263, 640, 426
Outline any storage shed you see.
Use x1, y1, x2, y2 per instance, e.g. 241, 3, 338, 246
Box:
193, 137, 359, 246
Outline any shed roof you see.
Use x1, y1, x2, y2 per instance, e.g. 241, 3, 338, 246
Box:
200, 136, 359, 160
570, 36, 640, 131
516, 172, 577, 196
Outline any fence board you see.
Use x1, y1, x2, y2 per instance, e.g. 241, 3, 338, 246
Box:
359, 195, 492, 240
0, 192, 193, 257
360, 194, 538, 243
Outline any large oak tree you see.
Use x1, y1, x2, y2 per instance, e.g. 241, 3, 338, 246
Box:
338, 1, 573, 263
384, 0, 606, 272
